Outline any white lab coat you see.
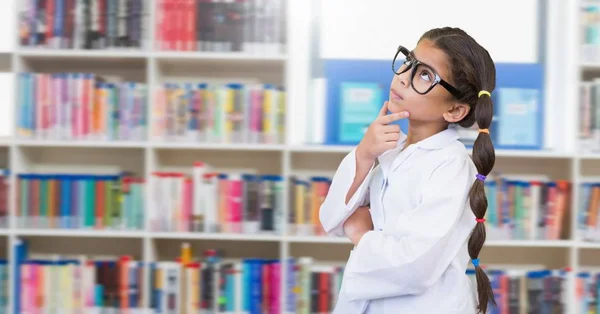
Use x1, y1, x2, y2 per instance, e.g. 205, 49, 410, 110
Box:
320, 128, 480, 314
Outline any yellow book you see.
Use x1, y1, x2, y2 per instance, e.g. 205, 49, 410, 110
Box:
295, 182, 305, 225
263, 88, 273, 140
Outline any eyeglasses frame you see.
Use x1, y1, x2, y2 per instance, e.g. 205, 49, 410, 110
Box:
392, 45, 463, 99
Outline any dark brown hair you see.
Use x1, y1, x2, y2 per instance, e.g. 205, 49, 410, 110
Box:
420, 27, 496, 313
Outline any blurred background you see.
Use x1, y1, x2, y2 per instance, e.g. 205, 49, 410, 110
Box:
0, 0, 592, 313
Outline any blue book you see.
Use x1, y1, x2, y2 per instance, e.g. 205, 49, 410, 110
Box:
338, 82, 383, 143
60, 175, 72, 228
496, 88, 542, 148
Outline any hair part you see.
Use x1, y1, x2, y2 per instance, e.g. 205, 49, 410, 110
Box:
420, 27, 497, 313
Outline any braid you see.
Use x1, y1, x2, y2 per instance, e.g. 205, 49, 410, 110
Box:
420, 27, 497, 313
467, 91, 496, 313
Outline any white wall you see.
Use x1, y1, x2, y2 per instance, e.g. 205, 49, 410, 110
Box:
0, 0, 15, 53
319, 0, 540, 63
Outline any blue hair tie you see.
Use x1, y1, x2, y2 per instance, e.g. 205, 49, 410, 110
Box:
472, 258, 480, 267
476, 174, 486, 181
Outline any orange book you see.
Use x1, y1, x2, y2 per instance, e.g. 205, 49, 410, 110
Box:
587, 185, 600, 230
94, 86, 102, 138
48, 179, 56, 228
95, 179, 105, 229
119, 256, 131, 309
553, 181, 570, 240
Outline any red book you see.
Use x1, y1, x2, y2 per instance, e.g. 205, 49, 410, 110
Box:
187, 0, 196, 51
46, 0, 55, 47
95, 179, 105, 229
318, 272, 330, 313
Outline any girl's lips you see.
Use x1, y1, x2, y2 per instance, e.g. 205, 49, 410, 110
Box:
391, 88, 403, 101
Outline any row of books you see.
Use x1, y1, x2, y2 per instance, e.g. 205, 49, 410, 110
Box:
288, 176, 331, 236
16, 172, 145, 230
581, 4, 600, 63
19, 255, 144, 313
152, 82, 286, 144
155, 0, 286, 54
578, 270, 600, 312
17, 72, 148, 141
149, 162, 284, 235
579, 81, 599, 153
150, 243, 341, 314
579, 182, 600, 242
477, 268, 567, 313
10, 237, 600, 314
19, 0, 148, 50
580, 80, 600, 154
484, 177, 570, 241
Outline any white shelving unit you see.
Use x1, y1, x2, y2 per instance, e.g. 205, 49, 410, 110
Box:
0, 0, 594, 313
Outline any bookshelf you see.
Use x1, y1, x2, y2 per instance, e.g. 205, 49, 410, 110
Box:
0, 0, 595, 313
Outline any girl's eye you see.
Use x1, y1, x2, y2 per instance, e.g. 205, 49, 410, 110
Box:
419, 70, 432, 82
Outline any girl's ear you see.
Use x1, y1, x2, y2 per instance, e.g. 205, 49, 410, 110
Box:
443, 103, 470, 123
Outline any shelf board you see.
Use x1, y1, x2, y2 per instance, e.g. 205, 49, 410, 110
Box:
577, 241, 600, 249
153, 51, 287, 63
15, 229, 146, 238
492, 149, 572, 159
579, 152, 600, 160
289, 145, 354, 154
285, 235, 351, 244
151, 232, 282, 242
485, 240, 573, 248
152, 142, 285, 152
17, 48, 148, 60
16, 140, 148, 149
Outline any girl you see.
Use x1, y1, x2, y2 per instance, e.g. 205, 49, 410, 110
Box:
319, 27, 496, 314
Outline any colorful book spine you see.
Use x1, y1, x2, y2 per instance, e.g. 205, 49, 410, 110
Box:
18, 0, 146, 50
152, 82, 286, 144
149, 245, 287, 314
0, 169, 9, 229
484, 177, 570, 241
149, 162, 283, 235
288, 176, 332, 236
16, 172, 144, 230
17, 72, 148, 141
154, 0, 286, 53
18, 255, 143, 313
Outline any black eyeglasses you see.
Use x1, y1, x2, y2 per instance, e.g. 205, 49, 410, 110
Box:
392, 45, 463, 99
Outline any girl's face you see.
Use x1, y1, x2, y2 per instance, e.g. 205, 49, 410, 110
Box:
388, 39, 468, 124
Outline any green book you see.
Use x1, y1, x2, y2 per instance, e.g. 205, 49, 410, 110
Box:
40, 177, 48, 228
85, 176, 95, 228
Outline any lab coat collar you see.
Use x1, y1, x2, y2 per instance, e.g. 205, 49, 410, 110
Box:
377, 128, 460, 177
415, 127, 461, 150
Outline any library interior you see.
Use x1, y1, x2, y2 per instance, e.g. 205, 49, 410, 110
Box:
0, 0, 596, 313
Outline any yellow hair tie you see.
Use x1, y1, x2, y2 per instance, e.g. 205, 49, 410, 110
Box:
478, 90, 491, 98
478, 128, 489, 134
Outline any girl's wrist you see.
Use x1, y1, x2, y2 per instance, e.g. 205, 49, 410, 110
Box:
356, 145, 375, 165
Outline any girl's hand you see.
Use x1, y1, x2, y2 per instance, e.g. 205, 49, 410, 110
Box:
344, 206, 374, 245
356, 101, 409, 162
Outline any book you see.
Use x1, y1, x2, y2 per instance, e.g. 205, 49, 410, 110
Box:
155, 0, 287, 54
153, 82, 286, 144
484, 173, 570, 241
15, 244, 143, 313
16, 172, 144, 230
17, 72, 147, 142
149, 161, 284, 235
18, 0, 147, 50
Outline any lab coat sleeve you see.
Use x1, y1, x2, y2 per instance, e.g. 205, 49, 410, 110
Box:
343, 154, 476, 300
319, 147, 376, 237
